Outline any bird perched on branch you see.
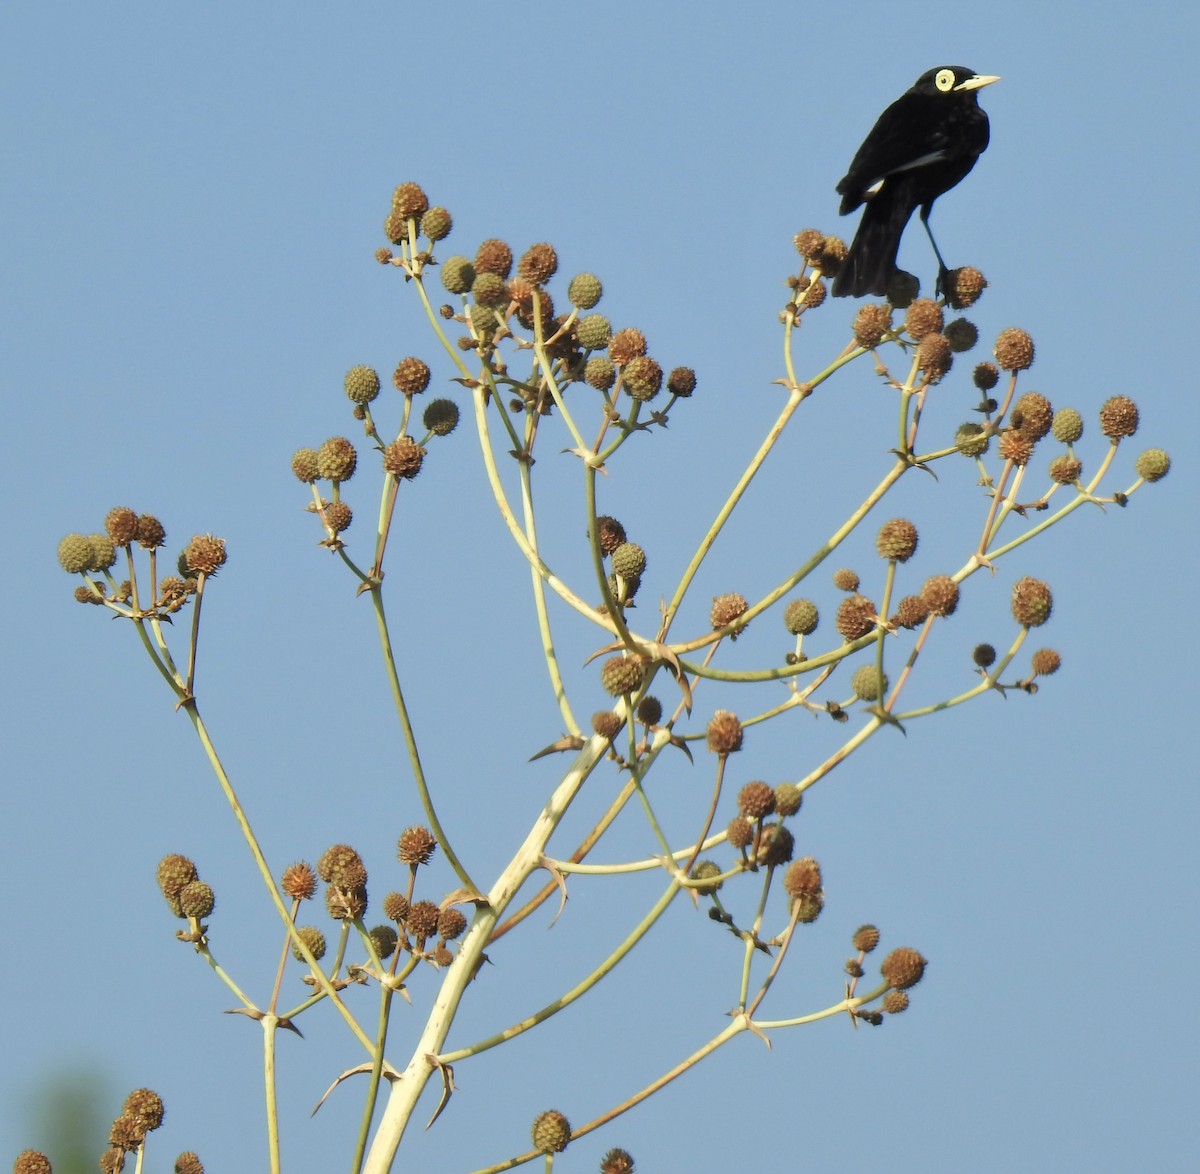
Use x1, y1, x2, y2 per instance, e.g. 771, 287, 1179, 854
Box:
831, 66, 999, 299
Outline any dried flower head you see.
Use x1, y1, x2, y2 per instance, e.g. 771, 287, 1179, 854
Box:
835, 594, 877, 641
281, 862, 317, 901
1099, 395, 1139, 440
1011, 576, 1053, 627
711, 592, 748, 631
706, 710, 743, 754
993, 327, 1035, 371
880, 946, 927, 990
397, 826, 438, 867
383, 436, 425, 479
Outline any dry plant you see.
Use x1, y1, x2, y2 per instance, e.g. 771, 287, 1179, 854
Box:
36, 181, 1170, 1174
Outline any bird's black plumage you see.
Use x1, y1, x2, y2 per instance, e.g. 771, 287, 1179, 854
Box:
831, 66, 999, 298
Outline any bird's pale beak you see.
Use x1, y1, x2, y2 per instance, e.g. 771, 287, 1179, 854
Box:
956, 74, 1001, 92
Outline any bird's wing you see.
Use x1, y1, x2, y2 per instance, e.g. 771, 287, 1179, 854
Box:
837, 97, 955, 198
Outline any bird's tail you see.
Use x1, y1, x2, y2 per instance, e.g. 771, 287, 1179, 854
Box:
831, 193, 913, 298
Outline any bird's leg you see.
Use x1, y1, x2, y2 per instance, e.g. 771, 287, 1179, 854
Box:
919, 206, 951, 297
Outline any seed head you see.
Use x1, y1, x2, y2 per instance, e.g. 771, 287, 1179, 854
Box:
944, 317, 979, 352
972, 366, 1000, 397
179, 880, 215, 919
438, 907, 468, 941
591, 711, 623, 740
812, 234, 848, 275
957, 420, 990, 453
609, 328, 648, 365
690, 860, 723, 896
880, 946, 927, 990
793, 228, 824, 258
135, 514, 166, 550
105, 506, 139, 545
1052, 407, 1083, 444
406, 900, 440, 942
783, 856, 822, 898
832, 567, 860, 592
726, 815, 754, 848
576, 314, 612, 350
518, 242, 558, 285
439, 256, 475, 294
904, 298, 943, 340
835, 594, 876, 641
774, 782, 803, 817
920, 575, 959, 618
594, 516, 627, 554
876, 517, 919, 562
531, 1110, 571, 1155
281, 862, 317, 901
635, 694, 662, 725
1099, 395, 1139, 440
1012, 392, 1054, 441
123, 1088, 165, 1133
420, 206, 452, 241
397, 826, 437, 867
1030, 648, 1062, 676
471, 271, 508, 307
946, 266, 987, 308
892, 594, 929, 629
706, 710, 743, 754
918, 333, 953, 380
853, 924, 881, 952
383, 436, 425, 480
1048, 455, 1082, 484
174, 1152, 204, 1174
369, 924, 398, 959
292, 448, 320, 482
391, 182, 429, 219
1011, 576, 1053, 627
393, 357, 431, 395
567, 272, 603, 308
972, 643, 997, 668
475, 238, 513, 277
600, 655, 644, 697
344, 366, 381, 404
13, 1152, 52, 1174
738, 781, 776, 819
611, 542, 646, 579
852, 303, 892, 349
585, 356, 616, 390
622, 355, 662, 401
711, 592, 748, 631
783, 598, 818, 635
667, 366, 697, 397
317, 437, 357, 482
383, 892, 410, 922
423, 399, 460, 437
317, 844, 364, 885
184, 534, 226, 576
157, 854, 199, 903
998, 429, 1034, 466
1135, 448, 1170, 482
994, 327, 1035, 371
57, 533, 93, 574
850, 664, 888, 701
882, 990, 910, 1014
756, 823, 795, 867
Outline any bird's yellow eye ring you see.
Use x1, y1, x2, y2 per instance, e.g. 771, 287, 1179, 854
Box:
935, 68, 956, 92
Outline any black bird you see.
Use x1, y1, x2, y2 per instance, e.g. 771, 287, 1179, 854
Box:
831, 66, 999, 298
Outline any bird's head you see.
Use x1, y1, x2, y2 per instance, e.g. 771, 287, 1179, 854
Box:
917, 67, 1001, 97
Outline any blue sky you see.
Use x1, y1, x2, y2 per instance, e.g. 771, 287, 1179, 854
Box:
4, 3, 1198, 1171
